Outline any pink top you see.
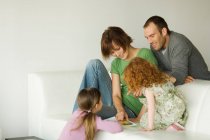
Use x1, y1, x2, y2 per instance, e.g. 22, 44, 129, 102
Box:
59, 110, 123, 140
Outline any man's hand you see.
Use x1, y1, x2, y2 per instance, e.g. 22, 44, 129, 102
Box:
185, 76, 194, 83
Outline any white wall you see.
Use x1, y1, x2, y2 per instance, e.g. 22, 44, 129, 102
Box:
0, 0, 210, 138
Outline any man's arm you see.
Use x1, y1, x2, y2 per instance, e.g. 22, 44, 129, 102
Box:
167, 43, 190, 85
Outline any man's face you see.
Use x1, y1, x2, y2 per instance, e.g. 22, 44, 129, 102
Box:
144, 22, 166, 51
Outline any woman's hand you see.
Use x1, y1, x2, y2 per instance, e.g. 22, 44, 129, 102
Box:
115, 110, 128, 121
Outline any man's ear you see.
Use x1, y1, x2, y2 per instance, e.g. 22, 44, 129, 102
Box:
161, 27, 167, 36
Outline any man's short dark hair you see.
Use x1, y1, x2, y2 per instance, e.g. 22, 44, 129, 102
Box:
144, 15, 170, 34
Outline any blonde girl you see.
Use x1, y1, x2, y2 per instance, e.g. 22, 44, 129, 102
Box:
59, 88, 122, 140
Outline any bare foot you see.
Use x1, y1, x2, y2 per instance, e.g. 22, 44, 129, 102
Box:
129, 117, 139, 123
166, 123, 184, 131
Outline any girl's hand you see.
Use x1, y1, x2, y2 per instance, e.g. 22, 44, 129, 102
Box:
169, 76, 176, 83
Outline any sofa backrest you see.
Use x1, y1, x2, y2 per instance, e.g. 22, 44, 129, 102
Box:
28, 71, 83, 118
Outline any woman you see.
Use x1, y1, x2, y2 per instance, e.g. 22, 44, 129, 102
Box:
73, 26, 157, 120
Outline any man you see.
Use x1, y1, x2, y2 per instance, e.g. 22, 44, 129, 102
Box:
143, 15, 210, 85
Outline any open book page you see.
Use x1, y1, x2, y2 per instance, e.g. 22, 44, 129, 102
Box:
119, 120, 137, 126
106, 117, 137, 127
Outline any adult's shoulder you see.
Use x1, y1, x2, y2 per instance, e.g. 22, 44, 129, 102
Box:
111, 58, 123, 70
139, 47, 152, 52
170, 31, 191, 44
137, 47, 153, 55
138, 48, 158, 65
169, 31, 192, 50
111, 57, 120, 65
170, 31, 186, 38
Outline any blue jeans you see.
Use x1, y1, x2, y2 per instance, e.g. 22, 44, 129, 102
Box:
73, 59, 136, 119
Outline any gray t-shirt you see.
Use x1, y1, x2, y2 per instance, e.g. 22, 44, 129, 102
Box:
151, 31, 210, 85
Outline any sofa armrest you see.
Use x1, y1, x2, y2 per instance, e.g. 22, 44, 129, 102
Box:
28, 71, 83, 138
177, 79, 210, 135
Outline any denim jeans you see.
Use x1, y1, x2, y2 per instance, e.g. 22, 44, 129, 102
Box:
73, 59, 136, 119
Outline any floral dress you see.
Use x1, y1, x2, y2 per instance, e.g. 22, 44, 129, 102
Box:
139, 82, 187, 130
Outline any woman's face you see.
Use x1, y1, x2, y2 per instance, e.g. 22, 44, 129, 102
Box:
110, 43, 128, 60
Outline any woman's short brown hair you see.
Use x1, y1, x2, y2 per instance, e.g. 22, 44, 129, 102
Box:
101, 26, 133, 59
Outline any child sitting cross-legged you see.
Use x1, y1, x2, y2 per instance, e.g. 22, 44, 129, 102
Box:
59, 87, 123, 140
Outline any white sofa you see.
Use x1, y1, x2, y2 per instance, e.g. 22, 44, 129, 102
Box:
28, 71, 210, 140
0, 128, 3, 140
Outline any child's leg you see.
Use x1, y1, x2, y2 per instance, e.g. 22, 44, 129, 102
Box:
166, 122, 185, 131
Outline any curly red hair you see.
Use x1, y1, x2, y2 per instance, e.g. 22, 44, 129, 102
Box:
124, 57, 169, 92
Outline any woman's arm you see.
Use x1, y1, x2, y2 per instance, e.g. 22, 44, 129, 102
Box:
144, 89, 155, 131
112, 73, 128, 121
